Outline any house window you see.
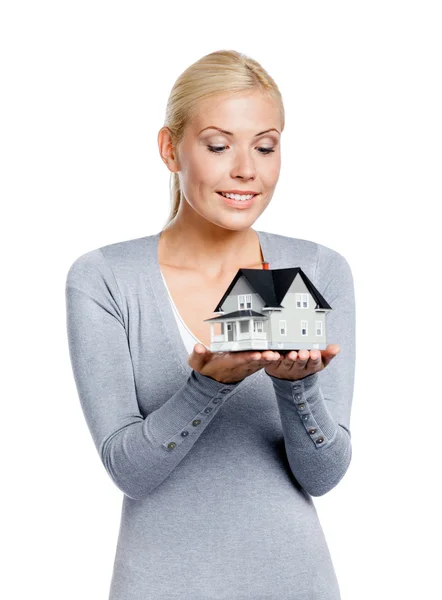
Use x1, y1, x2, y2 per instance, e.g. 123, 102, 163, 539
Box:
295, 293, 309, 308
240, 320, 249, 333
279, 320, 287, 335
316, 321, 322, 336
238, 294, 252, 309
301, 320, 308, 335
253, 320, 263, 332
227, 323, 232, 331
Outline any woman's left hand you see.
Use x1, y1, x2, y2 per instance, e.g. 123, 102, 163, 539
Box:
264, 344, 341, 381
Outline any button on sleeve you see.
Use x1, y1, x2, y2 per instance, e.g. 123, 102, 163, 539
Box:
162, 380, 235, 451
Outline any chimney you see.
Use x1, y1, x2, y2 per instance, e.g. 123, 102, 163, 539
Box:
262, 261, 269, 270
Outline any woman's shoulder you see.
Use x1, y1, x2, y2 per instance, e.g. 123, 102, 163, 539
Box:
259, 229, 350, 269
259, 229, 353, 292
260, 228, 343, 258
65, 232, 158, 294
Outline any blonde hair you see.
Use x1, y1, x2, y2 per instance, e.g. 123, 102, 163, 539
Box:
161, 50, 285, 229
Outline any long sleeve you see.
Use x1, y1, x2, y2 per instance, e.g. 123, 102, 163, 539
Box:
267, 247, 356, 497
65, 250, 240, 501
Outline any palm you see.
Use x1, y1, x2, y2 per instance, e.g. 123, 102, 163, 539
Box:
264, 344, 340, 381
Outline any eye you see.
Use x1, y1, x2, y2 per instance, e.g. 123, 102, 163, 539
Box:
207, 145, 275, 155
207, 146, 225, 153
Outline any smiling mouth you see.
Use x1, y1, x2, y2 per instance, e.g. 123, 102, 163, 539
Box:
216, 192, 259, 198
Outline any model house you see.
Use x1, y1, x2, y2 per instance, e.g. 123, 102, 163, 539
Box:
203, 262, 332, 352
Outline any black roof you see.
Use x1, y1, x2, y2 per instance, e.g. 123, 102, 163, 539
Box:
212, 267, 332, 312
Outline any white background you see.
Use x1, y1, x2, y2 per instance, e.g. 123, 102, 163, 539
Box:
1, 1, 441, 598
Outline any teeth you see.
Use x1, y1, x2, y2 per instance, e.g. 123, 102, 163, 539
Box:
220, 192, 255, 201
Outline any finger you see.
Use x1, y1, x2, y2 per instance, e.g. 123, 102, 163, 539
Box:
266, 351, 300, 376
286, 351, 297, 361
188, 343, 208, 368
261, 350, 280, 362
278, 350, 296, 366
309, 351, 322, 367
326, 343, 340, 355
281, 351, 297, 372
237, 350, 262, 363
264, 350, 296, 376
321, 344, 340, 367
296, 350, 310, 367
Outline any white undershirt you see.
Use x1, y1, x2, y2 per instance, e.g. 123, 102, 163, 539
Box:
160, 270, 210, 354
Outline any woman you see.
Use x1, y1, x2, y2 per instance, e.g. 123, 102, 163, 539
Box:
66, 50, 356, 600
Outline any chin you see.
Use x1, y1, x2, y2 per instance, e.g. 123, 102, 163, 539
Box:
213, 216, 258, 232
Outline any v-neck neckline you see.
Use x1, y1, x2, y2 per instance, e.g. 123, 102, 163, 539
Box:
148, 229, 272, 379
159, 268, 206, 349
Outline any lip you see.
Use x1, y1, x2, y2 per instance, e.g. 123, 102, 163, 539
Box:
217, 191, 258, 209
217, 190, 259, 195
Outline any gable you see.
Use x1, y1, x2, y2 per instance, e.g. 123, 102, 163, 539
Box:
229, 274, 258, 297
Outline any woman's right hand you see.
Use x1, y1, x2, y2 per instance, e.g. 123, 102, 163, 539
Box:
188, 343, 281, 384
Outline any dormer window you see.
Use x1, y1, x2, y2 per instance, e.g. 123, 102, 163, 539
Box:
238, 294, 252, 310
295, 293, 309, 308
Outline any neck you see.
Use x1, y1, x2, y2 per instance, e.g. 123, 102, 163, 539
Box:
159, 220, 264, 278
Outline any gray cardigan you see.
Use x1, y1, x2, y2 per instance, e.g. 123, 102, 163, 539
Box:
65, 229, 356, 600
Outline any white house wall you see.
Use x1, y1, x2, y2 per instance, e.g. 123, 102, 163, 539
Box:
268, 273, 326, 346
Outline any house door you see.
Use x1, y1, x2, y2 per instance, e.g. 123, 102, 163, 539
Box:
227, 323, 233, 341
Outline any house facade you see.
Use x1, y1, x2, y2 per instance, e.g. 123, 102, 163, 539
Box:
203, 267, 332, 352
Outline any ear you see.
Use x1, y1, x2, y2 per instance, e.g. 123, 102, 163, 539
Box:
158, 126, 180, 172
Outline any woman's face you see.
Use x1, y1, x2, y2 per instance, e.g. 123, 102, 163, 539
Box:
173, 90, 282, 230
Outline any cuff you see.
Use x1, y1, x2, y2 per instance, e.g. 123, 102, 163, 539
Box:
267, 372, 339, 449
147, 370, 239, 450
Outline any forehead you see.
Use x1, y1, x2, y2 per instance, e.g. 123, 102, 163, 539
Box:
188, 91, 280, 136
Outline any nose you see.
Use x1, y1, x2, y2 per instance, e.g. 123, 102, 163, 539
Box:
230, 150, 257, 181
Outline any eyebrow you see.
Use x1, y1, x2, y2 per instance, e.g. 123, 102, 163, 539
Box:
198, 126, 280, 137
